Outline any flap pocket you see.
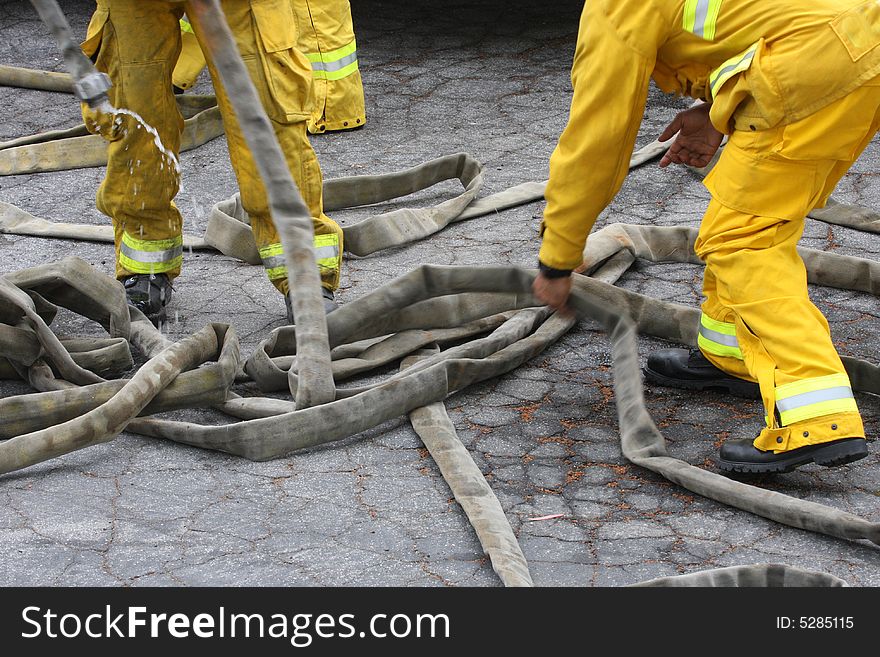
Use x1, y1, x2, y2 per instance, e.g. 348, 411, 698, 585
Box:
251, 0, 296, 53
704, 141, 816, 220
831, 1, 880, 62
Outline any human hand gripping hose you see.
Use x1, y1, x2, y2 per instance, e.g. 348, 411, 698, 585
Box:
12, 0, 880, 586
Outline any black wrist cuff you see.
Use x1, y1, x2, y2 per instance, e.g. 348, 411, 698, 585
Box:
538, 261, 572, 279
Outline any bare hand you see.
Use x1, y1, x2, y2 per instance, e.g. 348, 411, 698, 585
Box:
658, 102, 723, 169
532, 272, 573, 314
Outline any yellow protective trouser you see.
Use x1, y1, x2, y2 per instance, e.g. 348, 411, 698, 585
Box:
294, 0, 365, 134
172, 15, 203, 92
83, 0, 343, 294
172, 0, 365, 134
695, 80, 880, 454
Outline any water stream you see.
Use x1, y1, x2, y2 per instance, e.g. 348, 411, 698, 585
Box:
94, 100, 182, 177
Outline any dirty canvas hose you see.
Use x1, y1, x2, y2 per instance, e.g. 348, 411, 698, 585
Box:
203, 139, 671, 263
596, 289, 880, 546
246, 295, 544, 392
404, 349, 534, 588
330, 306, 565, 398
0, 124, 88, 151
1, 259, 878, 553
0, 96, 222, 175
630, 563, 848, 587
0, 201, 211, 251
187, 0, 333, 410
0, 323, 240, 439
203, 152, 486, 265
113, 267, 573, 459
0, 316, 130, 383
26, 0, 102, 101
324, 153, 484, 255
579, 223, 880, 294
1, 253, 877, 547
809, 198, 880, 234
3, 256, 131, 337
0, 323, 226, 475
0, 63, 73, 93
247, 310, 521, 393
0, 277, 104, 387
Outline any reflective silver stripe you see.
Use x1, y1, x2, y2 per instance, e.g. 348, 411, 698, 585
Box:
120, 243, 182, 264
710, 49, 755, 96
775, 387, 854, 414
263, 249, 337, 268
314, 245, 340, 260
261, 255, 286, 270
311, 52, 358, 73
692, 0, 710, 38
699, 325, 739, 348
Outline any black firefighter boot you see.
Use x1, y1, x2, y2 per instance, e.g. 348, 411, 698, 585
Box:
285, 287, 338, 324
717, 436, 869, 474
122, 273, 173, 326
644, 348, 761, 399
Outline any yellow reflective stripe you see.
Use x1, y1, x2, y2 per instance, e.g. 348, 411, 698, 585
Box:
776, 373, 851, 400
312, 60, 358, 81
700, 314, 736, 336
305, 39, 357, 64
260, 243, 286, 279
683, 0, 723, 40
180, 18, 194, 35
307, 39, 358, 80
265, 266, 288, 281
119, 233, 182, 274
259, 243, 284, 259
314, 234, 339, 248
118, 253, 180, 274
314, 233, 340, 270
709, 43, 757, 98
683, 0, 698, 33
697, 314, 742, 359
697, 333, 743, 360
775, 373, 857, 426
260, 236, 340, 279
779, 398, 859, 426
122, 233, 183, 252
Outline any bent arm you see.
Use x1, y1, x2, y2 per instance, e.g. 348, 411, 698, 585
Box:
539, 4, 659, 271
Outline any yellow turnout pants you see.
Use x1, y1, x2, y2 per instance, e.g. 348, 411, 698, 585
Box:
173, 0, 365, 134
696, 80, 880, 453
83, 0, 343, 294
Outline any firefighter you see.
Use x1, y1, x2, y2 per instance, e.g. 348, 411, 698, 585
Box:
172, 0, 365, 134
81, 0, 343, 325
532, 0, 879, 473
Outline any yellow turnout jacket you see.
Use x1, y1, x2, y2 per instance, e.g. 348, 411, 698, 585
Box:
539, 0, 880, 271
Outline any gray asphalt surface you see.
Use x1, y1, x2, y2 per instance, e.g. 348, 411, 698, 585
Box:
1, 0, 878, 587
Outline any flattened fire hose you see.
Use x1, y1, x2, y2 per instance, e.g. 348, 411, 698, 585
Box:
5, 0, 878, 587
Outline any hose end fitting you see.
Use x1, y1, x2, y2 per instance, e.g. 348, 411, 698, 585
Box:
73, 71, 112, 107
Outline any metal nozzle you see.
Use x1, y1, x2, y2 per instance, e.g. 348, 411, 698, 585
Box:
72, 71, 113, 107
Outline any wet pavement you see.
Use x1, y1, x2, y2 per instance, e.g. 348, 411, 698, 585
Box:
0, 0, 878, 587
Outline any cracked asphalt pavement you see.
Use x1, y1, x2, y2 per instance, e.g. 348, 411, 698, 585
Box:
0, 0, 878, 587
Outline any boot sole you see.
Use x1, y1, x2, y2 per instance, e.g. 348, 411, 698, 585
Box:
643, 366, 761, 400
718, 438, 869, 474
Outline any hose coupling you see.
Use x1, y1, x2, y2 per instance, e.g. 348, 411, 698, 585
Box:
72, 71, 112, 107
